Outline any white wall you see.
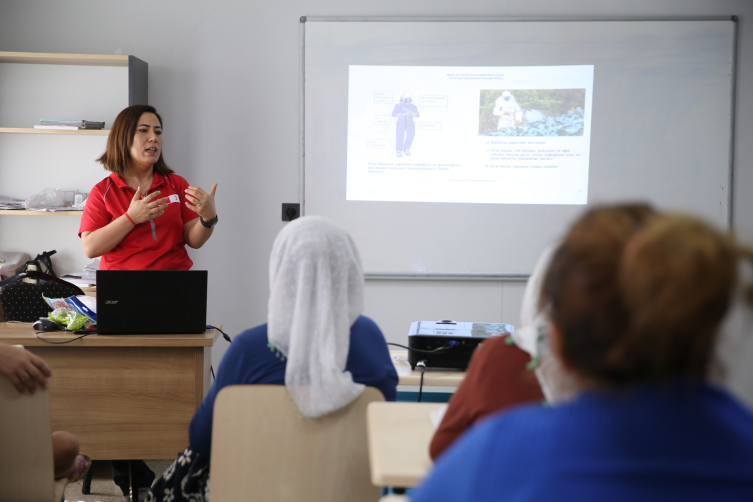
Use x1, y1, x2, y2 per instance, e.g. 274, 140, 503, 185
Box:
1, 0, 751, 370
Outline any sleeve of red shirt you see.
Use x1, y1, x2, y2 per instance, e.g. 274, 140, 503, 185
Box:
78, 181, 112, 237
429, 334, 545, 461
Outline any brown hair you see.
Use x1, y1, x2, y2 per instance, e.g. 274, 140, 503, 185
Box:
97, 105, 173, 177
541, 204, 657, 385
616, 215, 744, 382
544, 206, 752, 386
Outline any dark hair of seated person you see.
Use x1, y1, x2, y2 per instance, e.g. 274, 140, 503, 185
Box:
541, 207, 750, 386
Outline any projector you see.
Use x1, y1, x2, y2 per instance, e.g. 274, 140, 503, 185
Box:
407, 320, 515, 370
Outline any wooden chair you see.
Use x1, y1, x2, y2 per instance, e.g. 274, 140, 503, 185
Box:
0, 376, 67, 502
210, 385, 385, 502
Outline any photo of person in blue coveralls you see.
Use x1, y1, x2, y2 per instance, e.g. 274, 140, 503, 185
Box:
392, 91, 420, 158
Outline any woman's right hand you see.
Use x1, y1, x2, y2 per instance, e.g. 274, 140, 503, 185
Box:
126, 187, 168, 224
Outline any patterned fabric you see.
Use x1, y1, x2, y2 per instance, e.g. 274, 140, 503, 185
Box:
0, 280, 82, 322
67, 454, 91, 482
146, 447, 209, 502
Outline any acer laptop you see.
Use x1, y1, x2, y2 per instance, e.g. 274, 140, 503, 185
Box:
96, 270, 208, 334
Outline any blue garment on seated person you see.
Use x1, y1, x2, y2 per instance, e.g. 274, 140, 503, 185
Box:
412, 382, 753, 502
189, 315, 398, 457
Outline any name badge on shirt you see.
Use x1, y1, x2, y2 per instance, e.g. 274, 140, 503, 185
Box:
167, 194, 180, 204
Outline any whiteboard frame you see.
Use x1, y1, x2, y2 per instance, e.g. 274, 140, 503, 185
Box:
300, 16, 739, 281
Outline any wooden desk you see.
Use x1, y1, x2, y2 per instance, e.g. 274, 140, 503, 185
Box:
366, 401, 444, 488
0, 323, 220, 460
391, 351, 466, 387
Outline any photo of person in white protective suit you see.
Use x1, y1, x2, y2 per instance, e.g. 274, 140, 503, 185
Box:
392, 91, 420, 158
493, 91, 522, 130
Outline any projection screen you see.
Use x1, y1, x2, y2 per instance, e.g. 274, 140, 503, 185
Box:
302, 18, 737, 278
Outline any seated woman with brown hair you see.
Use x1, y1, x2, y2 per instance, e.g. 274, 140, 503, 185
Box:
413, 206, 753, 501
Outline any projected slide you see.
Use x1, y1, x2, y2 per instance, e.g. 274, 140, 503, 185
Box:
346, 65, 594, 204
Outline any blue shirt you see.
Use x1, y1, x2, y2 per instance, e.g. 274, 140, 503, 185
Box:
189, 315, 398, 457
413, 383, 753, 502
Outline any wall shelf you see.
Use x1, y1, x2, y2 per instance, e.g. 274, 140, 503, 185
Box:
0, 210, 83, 216
0, 50, 145, 273
0, 51, 147, 107
0, 52, 129, 67
0, 128, 110, 135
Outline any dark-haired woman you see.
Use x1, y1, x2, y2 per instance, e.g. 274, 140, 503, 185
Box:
78, 105, 219, 497
80, 104, 218, 270
412, 206, 753, 501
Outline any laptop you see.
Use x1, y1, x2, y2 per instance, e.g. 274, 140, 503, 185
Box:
96, 270, 208, 334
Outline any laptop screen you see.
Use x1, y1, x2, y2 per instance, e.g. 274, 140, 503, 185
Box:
96, 270, 208, 334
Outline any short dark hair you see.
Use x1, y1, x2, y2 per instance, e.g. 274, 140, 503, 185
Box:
542, 205, 753, 386
540, 204, 657, 385
616, 215, 740, 382
97, 105, 173, 177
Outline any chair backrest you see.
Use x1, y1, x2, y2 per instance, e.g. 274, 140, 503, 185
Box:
210, 385, 385, 502
0, 376, 56, 502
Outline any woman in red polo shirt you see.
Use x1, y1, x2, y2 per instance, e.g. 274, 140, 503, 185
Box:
80, 104, 218, 270
79, 104, 219, 497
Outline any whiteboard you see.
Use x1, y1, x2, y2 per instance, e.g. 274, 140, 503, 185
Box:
302, 19, 737, 278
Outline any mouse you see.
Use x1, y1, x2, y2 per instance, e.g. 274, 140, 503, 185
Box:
32, 317, 61, 331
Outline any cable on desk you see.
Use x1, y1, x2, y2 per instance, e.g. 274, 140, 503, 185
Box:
206, 325, 232, 343
387, 342, 456, 355
7, 320, 34, 326
416, 360, 427, 402
34, 331, 92, 344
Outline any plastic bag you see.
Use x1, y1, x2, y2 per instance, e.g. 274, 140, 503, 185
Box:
48, 306, 91, 330
25, 187, 64, 209
44, 295, 97, 322
0, 252, 30, 279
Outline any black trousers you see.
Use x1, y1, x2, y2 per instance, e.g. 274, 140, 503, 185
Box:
111, 460, 156, 495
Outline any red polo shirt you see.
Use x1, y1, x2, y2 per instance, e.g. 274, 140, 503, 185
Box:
79, 172, 196, 270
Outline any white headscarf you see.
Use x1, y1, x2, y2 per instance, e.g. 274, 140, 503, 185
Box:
267, 216, 365, 418
512, 244, 580, 404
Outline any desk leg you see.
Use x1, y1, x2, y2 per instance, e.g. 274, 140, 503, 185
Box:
82, 461, 95, 494
129, 460, 140, 502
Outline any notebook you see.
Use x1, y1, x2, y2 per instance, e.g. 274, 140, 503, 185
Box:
96, 270, 208, 334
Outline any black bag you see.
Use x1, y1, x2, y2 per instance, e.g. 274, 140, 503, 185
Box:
24, 249, 58, 278
0, 270, 84, 322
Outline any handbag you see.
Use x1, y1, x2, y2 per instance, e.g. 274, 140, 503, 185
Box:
23, 249, 58, 277
0, 270, 84, 322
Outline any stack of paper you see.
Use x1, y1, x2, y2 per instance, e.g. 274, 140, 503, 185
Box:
0, 196, 24, 210
61, 258, 99, 286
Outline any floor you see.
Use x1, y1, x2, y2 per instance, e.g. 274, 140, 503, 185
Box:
64, 460, 173, 502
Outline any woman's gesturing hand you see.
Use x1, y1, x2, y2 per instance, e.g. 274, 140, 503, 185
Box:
185, 183, 218, 221
126, 187, 168, 225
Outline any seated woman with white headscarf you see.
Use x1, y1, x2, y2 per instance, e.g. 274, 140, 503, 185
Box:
146, 216, 399, 502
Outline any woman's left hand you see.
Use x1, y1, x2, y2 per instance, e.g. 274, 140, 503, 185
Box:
185, 183, 218, 221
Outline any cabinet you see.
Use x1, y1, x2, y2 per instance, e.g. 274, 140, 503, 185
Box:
0, 51, 147, 273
